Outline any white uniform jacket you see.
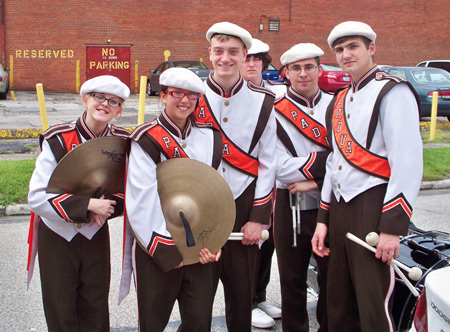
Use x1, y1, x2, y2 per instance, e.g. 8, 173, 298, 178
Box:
318, 66, 423, 235
264, 79, 288, 99
275, 87, 333, 203
27, 113, 129, 286
194, 73, 277, 225
125, 111, 223, 273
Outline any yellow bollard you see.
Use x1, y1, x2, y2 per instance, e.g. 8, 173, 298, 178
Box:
164, 50, 171, 61
9, 55, 16, 101
76, 60, 80, 93
429, 91, 439, 141
36, 83, 49, 130
135, 60, 139, 94
138, 76, 147, 125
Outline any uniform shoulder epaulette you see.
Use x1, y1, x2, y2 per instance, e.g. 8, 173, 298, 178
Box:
41, 123, 76, 139
274, 95, 286, 105
267, 79, 288, 86
248, 81, 276, 98
375, 71, 406, 83
130, 120, 158, 141
111, 125, 131, 138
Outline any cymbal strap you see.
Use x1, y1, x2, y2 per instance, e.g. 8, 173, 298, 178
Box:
179, 211, 196, 247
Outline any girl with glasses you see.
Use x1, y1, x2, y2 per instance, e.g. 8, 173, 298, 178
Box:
122, 67, 223, 332
28, 75, 130, 331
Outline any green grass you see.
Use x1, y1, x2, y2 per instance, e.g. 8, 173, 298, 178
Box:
0, 159, 35, 206
1, 144, 450, 206
421, 129, 450, 144
423, 147, 450, 181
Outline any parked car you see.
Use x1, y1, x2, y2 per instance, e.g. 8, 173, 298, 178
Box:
417, 60, 450, 73
393, 227, 450, 331
0, 64, 10, 100
307, 225, 450, 332
383, 66, 450, 120
262, 64, 283, 82
318, 62, 351, 92
409, 265, 450, 332
147, 60, 210, 96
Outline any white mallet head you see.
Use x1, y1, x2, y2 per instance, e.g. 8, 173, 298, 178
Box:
366, 232, 380, 247
261, 230, 269, 241
408, 267, 422, 281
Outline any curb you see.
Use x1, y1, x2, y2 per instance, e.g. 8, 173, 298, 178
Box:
2, 179, 450, 217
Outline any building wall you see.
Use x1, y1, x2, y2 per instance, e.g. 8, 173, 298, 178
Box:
2, 0, 449, 93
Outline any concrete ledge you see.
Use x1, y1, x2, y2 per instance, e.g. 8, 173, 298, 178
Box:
420, 179, 450, 190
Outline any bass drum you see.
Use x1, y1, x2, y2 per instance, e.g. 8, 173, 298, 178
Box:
392, 225, 450, 331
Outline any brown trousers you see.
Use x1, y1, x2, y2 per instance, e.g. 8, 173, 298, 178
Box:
38, 221, 110, 332
134, 244, 214, 332
327, 184, 395, 332
212, 180, 259, 332
274, 188, 329, 332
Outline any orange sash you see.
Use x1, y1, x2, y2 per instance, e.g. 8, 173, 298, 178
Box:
145, 124, 189, 159
195, 97, 258, 177
275, 98, 329, 148
332, 88, 391, 180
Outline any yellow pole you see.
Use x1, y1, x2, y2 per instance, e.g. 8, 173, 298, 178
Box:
164, 50, 171, 61
9, 55, 16, 100
36, 83, 49, 130
135, 60, 139, 94
76, 60, 80, 93
138, 75, 147, 125
429, 91, 439, 141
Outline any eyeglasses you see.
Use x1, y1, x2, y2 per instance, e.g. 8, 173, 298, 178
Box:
288, 65, 318, 74
166, 90, 201, 100
91, 94, 122, 107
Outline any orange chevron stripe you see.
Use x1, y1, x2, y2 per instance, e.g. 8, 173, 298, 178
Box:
52, 194, 72, 221
382, 198, 412, 218
303, 152, 317, 180
149, 236, 175, 256
253, 192, 273, 206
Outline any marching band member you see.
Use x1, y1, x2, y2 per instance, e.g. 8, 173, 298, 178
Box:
28, 75, 130, 331
194, 22, 277, 332
240, 37, 282, 329
125, 67, 222, 332
312, 21, 423, 331
274, 43, 332, 332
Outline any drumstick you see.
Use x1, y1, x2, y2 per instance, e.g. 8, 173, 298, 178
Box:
289, 193, 297, 247
346, 232, 422, 281
228, 230, 270, 241
365, 232, 420, 297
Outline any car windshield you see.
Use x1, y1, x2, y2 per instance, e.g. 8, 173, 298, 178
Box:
174, 62, 208, 70
321, 64, 343, 71
268, 64, 276, 71
411, 69, 450, 84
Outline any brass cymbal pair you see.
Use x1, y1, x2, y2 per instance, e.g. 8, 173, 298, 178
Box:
47, 137, 235, 265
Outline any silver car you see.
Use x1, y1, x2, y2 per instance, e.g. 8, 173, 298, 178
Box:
0, 64, 9, 100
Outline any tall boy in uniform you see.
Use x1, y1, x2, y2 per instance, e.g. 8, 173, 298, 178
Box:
194, 22, 277, 332
274, 43, 331, 332
240, 37, 282, 329
312, 21, 423, 332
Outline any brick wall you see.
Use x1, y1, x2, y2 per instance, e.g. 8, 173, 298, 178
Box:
2, 0, 449, 92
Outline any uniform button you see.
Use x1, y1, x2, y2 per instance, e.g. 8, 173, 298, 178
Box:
338, 165, 342, 170
77, 223, 82, 229
222, 167, 226, 173
223, 117, 228, 122
337, 183, 341, 189
347, 113, 351, 119
350, 97, 354, 102
182, 143, 187, 148
224, 101, 230, 106
310, 110, 315, 115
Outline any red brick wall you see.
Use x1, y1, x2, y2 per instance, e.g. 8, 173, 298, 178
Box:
2, 0, 449, 92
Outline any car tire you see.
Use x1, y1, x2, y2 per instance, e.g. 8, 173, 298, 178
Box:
447, 116, 450, 122
0, 92, 7, 100
147, 80, 154, 96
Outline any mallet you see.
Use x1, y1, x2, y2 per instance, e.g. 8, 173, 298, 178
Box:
364, 232, 420, 297
228, 229, 270, 241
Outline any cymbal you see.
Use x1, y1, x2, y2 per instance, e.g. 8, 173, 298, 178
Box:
47, 136, 127, 198
157, 158, 235, 265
